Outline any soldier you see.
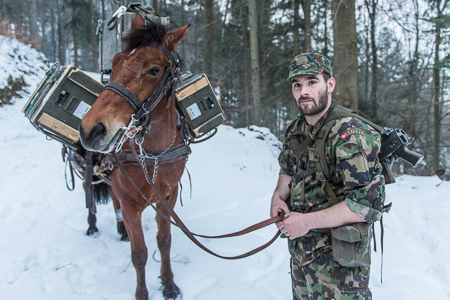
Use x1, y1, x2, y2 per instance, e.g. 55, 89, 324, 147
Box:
270, 53, 386, 300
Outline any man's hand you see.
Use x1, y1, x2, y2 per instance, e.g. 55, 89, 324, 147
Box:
276, 212, 311, 240
270, 197, 290, 218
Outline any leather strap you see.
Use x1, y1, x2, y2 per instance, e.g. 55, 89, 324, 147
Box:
85, 151, 96, 214
112, 150, 283, 259
105, 82, 143, 111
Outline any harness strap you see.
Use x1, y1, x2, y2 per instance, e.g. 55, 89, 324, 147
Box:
105, 82, 143, 111
85, 151, 96, 214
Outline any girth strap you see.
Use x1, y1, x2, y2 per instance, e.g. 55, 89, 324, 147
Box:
106, 144, 191, 166
105, 81, 143, 111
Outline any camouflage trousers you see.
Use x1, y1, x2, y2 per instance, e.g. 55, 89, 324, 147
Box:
290, 251, 372, 300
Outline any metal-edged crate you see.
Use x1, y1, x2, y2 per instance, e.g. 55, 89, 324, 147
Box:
175, 73, 226, 138
22, 64, 104, 150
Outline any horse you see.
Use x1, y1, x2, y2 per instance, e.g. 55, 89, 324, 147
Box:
79, 14, 190, 300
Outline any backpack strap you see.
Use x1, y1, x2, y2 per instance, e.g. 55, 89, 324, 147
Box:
313, 105, 383, 203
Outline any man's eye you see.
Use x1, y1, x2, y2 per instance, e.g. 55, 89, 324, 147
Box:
148, 67, 160, 76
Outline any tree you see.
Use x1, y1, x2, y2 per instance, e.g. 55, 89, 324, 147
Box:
331, 0, 358, 111
248, 0, 262, 125
365, 0, 379, 121
204, 0, 213, 77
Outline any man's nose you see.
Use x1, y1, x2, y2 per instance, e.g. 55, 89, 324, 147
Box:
300, 86, 310, 96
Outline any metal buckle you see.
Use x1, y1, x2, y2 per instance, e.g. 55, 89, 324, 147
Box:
317, 172, 325, 181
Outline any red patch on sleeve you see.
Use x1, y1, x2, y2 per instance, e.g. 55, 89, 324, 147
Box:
340, 133, 347, 139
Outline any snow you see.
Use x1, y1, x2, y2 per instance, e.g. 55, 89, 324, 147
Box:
1, 36, 450, 300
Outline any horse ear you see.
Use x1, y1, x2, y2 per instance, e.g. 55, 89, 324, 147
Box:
132, 13, 146, 30
163, 24, 191, 50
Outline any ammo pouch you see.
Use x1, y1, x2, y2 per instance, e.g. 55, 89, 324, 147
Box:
331, 222, 372, 267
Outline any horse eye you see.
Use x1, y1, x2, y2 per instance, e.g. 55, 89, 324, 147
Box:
148, 67, 160, 76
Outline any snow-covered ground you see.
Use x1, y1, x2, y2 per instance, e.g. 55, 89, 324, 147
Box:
1, 36, 449, 300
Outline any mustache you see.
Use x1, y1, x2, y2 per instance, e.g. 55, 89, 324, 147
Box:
298, 96, 315, 101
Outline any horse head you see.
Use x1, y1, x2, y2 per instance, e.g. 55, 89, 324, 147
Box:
80, 14, 190, 153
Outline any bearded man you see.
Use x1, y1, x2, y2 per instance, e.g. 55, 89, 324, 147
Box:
270, 53, 386, 299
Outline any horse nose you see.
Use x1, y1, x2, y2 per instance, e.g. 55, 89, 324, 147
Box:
90, 123, 107, 141
80, 122, 107, 149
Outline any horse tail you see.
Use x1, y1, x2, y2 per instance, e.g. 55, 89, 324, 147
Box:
93, 178, 110, 205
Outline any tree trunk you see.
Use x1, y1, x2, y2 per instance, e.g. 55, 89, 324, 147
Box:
293, 0, 300, 55
89, 0, 99, 72
366, 0, 378, 120
29, 0, 38, 40
57, 0, 65, 64
219, 0, 230, 105
51, 0, 57, 62
180, 0, 185, 60
323, 0, 329, 57
331, 0, 358, 111
15, 0, 20, 32
73, 26, 78, 67
292, 0, 301, 119
153, 0, 158, 14
101, 0, 105, 20
204, 0, 214, 77
433, 0, 442, 171
248, 0, 261, 125
301, 0, 311, 52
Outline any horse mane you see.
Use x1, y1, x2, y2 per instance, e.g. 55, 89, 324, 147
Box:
122, 19, 184, 67
122, 19, 168, 51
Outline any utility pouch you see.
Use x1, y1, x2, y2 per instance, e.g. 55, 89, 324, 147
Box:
331, 222, 372, 267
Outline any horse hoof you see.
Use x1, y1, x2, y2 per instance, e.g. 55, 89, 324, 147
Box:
163, 284, 182, 300
117, 221, 129, 241
86, 227, 99, 236
120, 233, 129, 242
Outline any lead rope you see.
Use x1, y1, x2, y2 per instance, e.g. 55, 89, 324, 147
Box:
112, 151, 283, 259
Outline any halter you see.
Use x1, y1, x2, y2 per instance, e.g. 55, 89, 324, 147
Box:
104, 41, 181, 149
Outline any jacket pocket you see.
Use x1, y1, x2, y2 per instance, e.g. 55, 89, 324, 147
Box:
331, 222, 372, 267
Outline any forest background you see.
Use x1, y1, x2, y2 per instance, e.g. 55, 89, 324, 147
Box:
0, 0, 449, 178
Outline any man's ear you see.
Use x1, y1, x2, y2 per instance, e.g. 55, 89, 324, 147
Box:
327, 77, 336, 94
163, 24, 191, 51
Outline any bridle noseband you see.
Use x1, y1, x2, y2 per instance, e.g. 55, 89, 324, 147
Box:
104, 41, 181, 144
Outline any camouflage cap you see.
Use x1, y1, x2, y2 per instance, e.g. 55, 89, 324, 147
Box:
287, 53, 333, 81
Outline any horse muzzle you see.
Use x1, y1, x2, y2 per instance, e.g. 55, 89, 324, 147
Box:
79, 123, 122, 153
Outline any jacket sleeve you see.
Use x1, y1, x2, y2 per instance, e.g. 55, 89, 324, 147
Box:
332, 118, 386, 222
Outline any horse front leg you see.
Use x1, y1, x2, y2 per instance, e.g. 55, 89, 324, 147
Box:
122, 204, 149, 300
156, 187, 181, 300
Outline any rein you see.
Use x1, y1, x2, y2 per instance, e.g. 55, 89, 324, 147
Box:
113, 146, 283, 260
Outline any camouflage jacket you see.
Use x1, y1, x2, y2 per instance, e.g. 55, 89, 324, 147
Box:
278, 101, 385, 266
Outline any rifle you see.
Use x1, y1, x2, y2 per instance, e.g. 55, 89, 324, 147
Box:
379, 128, 424, 184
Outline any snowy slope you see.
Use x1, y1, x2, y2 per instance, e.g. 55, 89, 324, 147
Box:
0, 35, 48, 91
1, 37, 450, 300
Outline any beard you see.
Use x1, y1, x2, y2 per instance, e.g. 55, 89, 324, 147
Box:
296, 86, 329, 116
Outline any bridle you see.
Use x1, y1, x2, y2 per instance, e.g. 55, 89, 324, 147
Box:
104, 41, 181, 149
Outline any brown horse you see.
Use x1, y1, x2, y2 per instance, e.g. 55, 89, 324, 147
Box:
79, 15, 190, 300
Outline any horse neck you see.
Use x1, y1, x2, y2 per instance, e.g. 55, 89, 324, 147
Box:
141, 96, 181, 153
